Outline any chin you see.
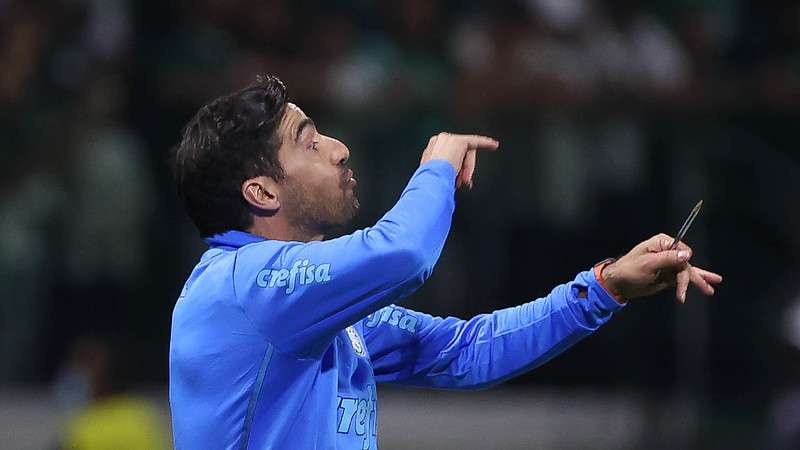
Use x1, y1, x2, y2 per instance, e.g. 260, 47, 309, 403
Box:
320, 207, 358, 238
326, 197, 359, 230
340, 201, 359, 225
343, 189, 359, 215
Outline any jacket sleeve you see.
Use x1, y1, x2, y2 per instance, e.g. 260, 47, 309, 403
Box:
231, 160, 456, 356
361, 269, 624, 389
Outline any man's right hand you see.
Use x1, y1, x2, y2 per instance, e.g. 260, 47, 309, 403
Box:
420, 133, 499, 189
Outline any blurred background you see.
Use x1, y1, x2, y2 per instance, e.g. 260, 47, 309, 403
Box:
1, 0, 799, 449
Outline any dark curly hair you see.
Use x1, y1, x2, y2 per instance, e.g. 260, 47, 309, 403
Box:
172, 75, 288, 237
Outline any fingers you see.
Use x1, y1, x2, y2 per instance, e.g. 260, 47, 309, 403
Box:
420, 135, 437, 165
453, 134, 494, 189
644, 233, 692, 254
624, 232, 722, 303
675, 267, 690, 303
672, 266, 723, 302
689, 267, 716, 296
668, 239, 692, 254
424, 132, 498, 188
641, 233, 672, 252
460, 149, 477, 189
643, 248, 692, 272
455, 134, 500, 151
694, 267, 723, 284
654, 233, 673, 251
688, 266, 723, 297
433, 133, 498, 150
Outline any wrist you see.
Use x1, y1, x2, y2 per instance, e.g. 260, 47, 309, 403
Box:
593, 259, 626, 304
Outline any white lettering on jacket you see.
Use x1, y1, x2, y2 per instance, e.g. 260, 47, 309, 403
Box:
256, 259, 331, 294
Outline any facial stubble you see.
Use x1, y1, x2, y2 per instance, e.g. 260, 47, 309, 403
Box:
282, 176, 359, 240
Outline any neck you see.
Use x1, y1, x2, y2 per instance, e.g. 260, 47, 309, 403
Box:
247, 217, 324, 242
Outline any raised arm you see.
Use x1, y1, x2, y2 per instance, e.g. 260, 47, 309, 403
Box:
231, 134, 499, 357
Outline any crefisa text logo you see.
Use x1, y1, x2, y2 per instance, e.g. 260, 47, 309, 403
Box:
256, 259, 331, 294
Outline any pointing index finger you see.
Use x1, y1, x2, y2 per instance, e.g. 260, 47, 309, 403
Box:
459, 135, 500, 150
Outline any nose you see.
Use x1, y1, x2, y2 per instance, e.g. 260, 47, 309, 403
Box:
326, 136, 350, 166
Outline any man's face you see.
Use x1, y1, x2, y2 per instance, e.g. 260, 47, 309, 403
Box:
275, 103, 359, 237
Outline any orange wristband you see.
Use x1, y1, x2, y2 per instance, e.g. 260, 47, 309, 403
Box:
593, 258, 626, 304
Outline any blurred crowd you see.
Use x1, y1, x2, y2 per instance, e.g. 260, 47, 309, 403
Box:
3, 0, 800, 448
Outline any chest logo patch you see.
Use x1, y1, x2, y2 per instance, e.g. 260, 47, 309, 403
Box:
345, 326, 366, 357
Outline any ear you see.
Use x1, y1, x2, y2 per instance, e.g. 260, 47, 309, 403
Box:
241, 176, 280, 212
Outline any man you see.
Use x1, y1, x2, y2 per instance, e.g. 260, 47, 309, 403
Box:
169, 75, 721, 450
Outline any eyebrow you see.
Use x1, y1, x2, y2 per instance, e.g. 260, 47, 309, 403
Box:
294, 117, 316, 142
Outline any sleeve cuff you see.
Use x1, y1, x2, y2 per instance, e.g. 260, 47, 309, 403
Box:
420, 159, 457, 184
583, 269, 626, 312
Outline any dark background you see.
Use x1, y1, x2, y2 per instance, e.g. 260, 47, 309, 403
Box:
2, 0, 799, 448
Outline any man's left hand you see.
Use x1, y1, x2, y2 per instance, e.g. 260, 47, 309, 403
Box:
600, 233, 723, 303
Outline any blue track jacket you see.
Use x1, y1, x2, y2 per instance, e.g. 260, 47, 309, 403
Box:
169, 160, 624, 449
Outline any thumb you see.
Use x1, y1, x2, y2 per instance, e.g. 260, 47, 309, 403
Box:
644, 249, 692, 271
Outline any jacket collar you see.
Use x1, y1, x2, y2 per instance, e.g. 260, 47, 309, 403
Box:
204, 230, 266, 250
